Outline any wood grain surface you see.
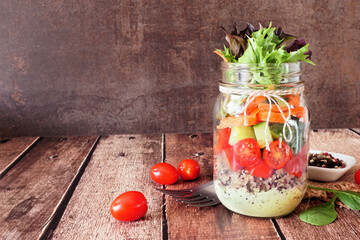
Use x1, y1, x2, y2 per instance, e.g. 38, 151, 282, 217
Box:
0, 137, 39, 178
51, 135, 164, 240
0, 0, 359, 137
276, 129, 360, 240
164, 134, 280, 240
0, 136, 98, 240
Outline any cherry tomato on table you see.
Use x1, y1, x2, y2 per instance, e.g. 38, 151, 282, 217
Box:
178, 159, 200, 180
233, 138, 261, 167
151, 163, 179, 185
111, 191, 148, 221
246, 160, 274, 179
263, 140, 292, 169
355, 169, 360, 185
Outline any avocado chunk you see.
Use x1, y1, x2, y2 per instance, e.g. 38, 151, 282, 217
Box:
228, 126, 256, 146
253, 122, 273, 148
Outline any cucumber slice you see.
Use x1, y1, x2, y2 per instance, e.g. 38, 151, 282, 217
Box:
228, 126, 256, 146
253, 122, 273, 149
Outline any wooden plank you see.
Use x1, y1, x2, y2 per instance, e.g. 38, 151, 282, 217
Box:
276, 129, 360, 239
51, 135, 163, 240
0, 137, 40, 178
0, 136, 98, 240
165, 133, 280, 240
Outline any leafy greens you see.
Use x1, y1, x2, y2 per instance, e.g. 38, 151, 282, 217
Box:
216, 22, 315, 85
300, 186, 360, 226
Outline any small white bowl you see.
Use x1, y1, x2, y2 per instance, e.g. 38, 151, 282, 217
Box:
307, 150, 356, 182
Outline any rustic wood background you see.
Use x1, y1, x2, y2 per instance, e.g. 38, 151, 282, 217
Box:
0, 0, 359, 137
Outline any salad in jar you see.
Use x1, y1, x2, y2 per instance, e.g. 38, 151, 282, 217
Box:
213, 22, 314, 217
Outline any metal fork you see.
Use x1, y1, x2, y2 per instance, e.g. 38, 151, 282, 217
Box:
155, 181, 220, 207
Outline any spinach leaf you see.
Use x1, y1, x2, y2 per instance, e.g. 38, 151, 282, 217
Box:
299, 195, 338, 226
308, 185, 360, 211
336, 191, 360, 210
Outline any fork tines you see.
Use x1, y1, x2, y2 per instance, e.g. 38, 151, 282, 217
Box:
154, 181, 220, 207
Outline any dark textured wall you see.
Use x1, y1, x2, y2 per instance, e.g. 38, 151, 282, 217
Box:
0, 0, 359, 137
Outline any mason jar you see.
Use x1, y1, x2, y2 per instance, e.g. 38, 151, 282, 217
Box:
213, 62, 310, 217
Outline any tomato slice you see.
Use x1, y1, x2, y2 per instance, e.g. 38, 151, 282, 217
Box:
263, 140, 292, 169
234, 138, 261, 167
284, 142, 308, 177
246, 160, 274, 179
215, 128, 231, 153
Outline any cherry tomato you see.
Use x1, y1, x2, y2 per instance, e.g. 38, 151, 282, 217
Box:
178, 159, 200, 180
233, 138, 261, 167
355, 169, 360, 185
284, 143, 308, 177
110, 191, 148, 221
151, 163, 179, 185
215, 128, 231, 153
246, 159, 274, 179
224, 147, 243, 172
263, 140, 292, 169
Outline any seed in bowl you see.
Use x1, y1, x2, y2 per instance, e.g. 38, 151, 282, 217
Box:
308, 152, 346, 168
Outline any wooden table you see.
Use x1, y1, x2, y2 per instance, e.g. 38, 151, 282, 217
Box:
1, 129, 359, 240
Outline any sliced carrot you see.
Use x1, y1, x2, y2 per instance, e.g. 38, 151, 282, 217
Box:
257, 111, 289, 123
286, 94, 301, 107
245, 96, 267, 114
258, 106, 306, 123
258, 103, 289, 113
217, 114, 259, 129
290, 106, 306, 119
249, 108, 260, 117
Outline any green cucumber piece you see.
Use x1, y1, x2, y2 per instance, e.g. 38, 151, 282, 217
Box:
253, 122, 273, 149
228, 126, 256, 146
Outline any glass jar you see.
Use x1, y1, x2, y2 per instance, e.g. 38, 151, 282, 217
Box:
213, 62, 310, 217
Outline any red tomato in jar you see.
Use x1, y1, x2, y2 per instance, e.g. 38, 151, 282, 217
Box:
215, 128, 231, 153
178, 159, 200, 180
263, 140, 292, 169
233, 138, 261, 167
111, 191, 148, 221
355, 169, 360, 185
224, 147, 243, 172
284, 143, 309, 177
151, 163, 179, 185
246, 159, 274, 179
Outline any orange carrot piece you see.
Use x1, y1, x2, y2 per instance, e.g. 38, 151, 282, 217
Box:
287, 94, 301, 107
258, 106, 306, 123
217, 115, 259, 129
245, 96, 267, 114
258, 103, 289, 113
257, 111, 289, 123
249, 108, 260, 116
290, 106, 306, 119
